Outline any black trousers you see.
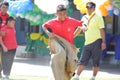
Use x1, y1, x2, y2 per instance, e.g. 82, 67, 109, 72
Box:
0, 49, 16, 76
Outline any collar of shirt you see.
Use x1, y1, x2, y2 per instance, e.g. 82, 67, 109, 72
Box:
0, 11, 7, 16
87, 12, 95, 18
57, 17, 69, 23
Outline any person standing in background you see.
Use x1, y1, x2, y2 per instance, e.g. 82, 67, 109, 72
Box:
0, 1, 9, 29
0, 1, 9, 78
71, 2, 106, 80
0, 16, 17, 80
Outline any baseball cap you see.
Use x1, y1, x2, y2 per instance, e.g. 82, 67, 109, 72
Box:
56, 4, 67, 12
86, 2, 96, 8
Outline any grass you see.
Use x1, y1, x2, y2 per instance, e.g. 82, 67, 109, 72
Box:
10, 75, 120, 80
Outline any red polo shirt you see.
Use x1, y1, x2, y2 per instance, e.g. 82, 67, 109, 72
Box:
0, 11, 9, 29
0, 26, 18, 50
44, 17, 82, 44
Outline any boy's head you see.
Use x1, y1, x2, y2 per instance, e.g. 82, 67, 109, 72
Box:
56, 4, 67, 22
6, 16, 16, 27
0, 1, 9, 14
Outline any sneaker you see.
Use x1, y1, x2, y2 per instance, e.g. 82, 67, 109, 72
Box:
2, 76, 10, 80
71, 77, 79, 80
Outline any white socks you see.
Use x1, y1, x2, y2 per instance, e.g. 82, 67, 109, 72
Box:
92, 76, 96, 80
74, 73, 79, 79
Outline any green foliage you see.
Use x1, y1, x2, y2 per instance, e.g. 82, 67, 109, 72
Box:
25, 32, 49, 54
8, 3, 75, 26
111, 0, 120, 9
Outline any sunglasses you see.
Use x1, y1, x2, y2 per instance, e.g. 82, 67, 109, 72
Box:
86, 6, 95, 9
86, 7, 92, 9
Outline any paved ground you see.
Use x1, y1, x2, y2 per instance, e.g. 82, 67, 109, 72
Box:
11, 54, 120, 79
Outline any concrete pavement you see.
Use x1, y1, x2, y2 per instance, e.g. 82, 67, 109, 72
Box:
11, 54, 120, 79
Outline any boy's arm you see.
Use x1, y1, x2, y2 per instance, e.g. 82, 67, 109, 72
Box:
0, 37, 8, 52
0, 30, 6, 36
42, 24, 54, 39
42, 24, 50, 36
74, 26, 82, 38
0, 37, 4, 47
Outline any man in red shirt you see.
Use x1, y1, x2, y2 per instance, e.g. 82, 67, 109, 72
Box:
42, 4, 83, 80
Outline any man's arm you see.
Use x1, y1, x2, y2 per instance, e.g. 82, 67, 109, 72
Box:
100, 28, 106, 50
0, 37, 8, 52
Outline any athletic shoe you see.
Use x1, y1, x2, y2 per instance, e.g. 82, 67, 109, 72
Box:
90, 78, 95, 80
71, 77, 79, 80
2, 76, 10, 80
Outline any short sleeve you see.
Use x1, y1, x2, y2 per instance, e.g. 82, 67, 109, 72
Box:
81, 15, 88, 26
71, 18, 83, 28
0, 35, 2, 38
98, 16, 105, 29
43, 20, 53, 29
0, 27, 6, 38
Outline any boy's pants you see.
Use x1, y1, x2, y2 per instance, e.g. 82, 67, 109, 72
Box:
0, 49, 16, 76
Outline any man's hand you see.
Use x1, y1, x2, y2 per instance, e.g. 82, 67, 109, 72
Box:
101, 42, 106, 50
81, 26, 88, 32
